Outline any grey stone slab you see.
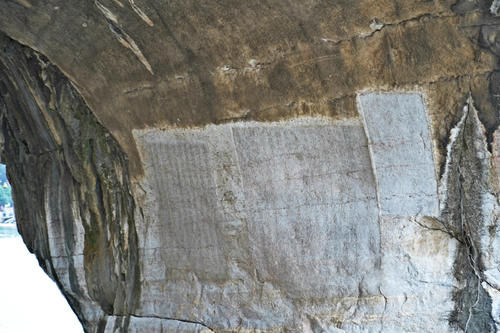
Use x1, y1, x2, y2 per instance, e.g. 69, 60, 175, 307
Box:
142, 136, 228, 280
231, 123, 380, 298
357, 93, 439, 216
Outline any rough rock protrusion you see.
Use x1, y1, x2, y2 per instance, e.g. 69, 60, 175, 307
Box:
439, 99, 497, 332
0, 34, 140, 332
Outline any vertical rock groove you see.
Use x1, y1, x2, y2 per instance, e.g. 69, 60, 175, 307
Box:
440, 99, 496, 332
0, 34, 140, 332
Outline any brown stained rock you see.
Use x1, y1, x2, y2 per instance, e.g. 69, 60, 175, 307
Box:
0, 0, 493, 176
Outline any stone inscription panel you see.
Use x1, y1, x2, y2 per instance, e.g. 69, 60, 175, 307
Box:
132, 95, 441, 327
231, 123, 380, 297
140, 134, 228, 280
136, 119, 381, 297
358, 93, 439, 216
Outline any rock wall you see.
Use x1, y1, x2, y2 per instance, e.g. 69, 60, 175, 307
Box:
1, 1, 500, 332
0, 36, 140, 331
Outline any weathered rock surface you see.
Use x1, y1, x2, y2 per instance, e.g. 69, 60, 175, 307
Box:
1, 1, 500, 332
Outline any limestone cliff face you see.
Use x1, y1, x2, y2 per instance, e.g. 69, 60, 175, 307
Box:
1, 1, 500, 332
0, 36, 140, 331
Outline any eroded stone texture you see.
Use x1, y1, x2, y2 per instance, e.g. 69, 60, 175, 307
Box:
436, 101, 497, 332
0, 35, 140, 332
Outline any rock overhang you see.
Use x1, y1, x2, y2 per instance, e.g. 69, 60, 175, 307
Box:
2, 1, 500, 331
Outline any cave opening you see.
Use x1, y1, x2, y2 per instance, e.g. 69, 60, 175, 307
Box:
0, 163, 83, 333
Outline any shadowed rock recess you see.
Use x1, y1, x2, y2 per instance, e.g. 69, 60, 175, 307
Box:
0, 35, 141, 332
2, 0, 500, 332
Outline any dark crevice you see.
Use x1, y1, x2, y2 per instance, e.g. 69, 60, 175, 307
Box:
441, 100, 496, 332
128, 314, 216, 332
